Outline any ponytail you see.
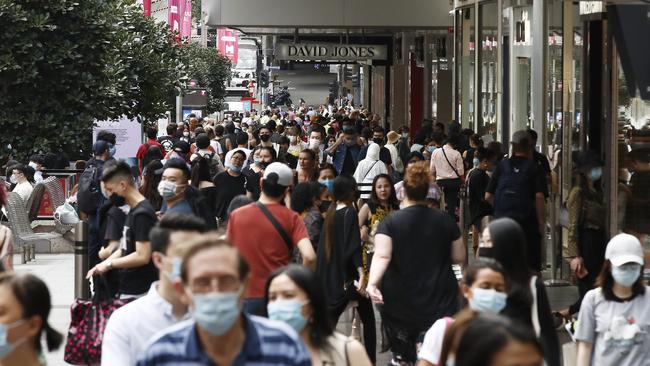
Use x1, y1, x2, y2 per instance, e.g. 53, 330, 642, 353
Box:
44, 323, 63, 352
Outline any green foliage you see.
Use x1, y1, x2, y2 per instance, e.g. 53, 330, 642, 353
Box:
0, 0, 186, 161
181, 43, 231, 113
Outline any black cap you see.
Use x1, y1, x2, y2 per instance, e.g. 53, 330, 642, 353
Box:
173, 141, 190, 155
195, 133, 210, 149
574, 151, 603, 173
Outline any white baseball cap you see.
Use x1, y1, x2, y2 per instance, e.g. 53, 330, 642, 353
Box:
605, 233, 644, 267
262, 162, 293, 187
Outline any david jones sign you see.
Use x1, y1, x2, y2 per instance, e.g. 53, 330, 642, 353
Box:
275, 43, 387, 61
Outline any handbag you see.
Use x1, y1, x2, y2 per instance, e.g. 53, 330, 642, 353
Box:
54, 202, 80, 225
63, 277, 133, 365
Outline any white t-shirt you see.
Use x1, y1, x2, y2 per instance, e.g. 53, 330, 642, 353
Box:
12, 181, 33, 202
419, 317, 454, 364
575, 287, 650, 366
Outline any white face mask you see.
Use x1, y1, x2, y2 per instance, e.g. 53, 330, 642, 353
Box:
28, 162, 39, 170
309, 139, 320, 149
9, 175, 17, 184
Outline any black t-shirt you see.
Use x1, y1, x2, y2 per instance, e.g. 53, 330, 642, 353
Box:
157, 135, 176, 152
341, 149, 357, 176
533, 151, 551, 197
467, 169, 493, 226
243, 167, 262, 201
119, 199, 158, 295
358, 145, 393, 166
213, 171, 247, 221
104, 206, 126, 242
485, 156, 546, 223
376, 205, 461, 329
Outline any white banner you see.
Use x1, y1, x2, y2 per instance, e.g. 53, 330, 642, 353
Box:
93, 116, 142, 159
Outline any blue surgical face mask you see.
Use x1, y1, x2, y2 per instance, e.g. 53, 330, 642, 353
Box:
611, 263, 641, 287
229, 165, 242, 174
589, 167, 603, 181
163, 256, 182, 283
9, 175, 17, 185
468, 288, 507, 314
0, 319, 27, 359
321, 179, 334, 192
108, 144, 116, 157
191, 289, 242, 336
267, 299, 309, 332
427, 146, 435, 154
473, 158, 480, 168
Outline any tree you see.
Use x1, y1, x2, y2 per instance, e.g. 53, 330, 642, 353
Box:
0, 0, 184, 161
181, 43, 231, 113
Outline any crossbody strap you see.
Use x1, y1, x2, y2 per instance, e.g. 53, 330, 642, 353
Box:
362, 160, 379, 182
441, 147, 461, 178
256, 202, 293, 254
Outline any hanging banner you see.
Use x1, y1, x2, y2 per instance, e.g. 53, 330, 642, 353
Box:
181, 0, 192, 41
168, 0, 181, 39
217, 28, 239, 64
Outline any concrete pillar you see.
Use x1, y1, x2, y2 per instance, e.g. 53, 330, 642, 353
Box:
531, 0, 548, 147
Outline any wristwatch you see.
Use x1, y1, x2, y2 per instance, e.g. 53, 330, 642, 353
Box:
105, 259, 113, 270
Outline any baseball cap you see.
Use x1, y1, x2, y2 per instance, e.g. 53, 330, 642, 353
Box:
93, 140, 110, 155
605, 233, 644, 267
173, 141, 190, 155
195, 133, 210, 149
262, 162, 293, 187
511, 130, 531, 145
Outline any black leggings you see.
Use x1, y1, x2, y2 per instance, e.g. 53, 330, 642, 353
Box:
568, 228, 606, 315
437, 178, 461, 221
331, 297, 377, 363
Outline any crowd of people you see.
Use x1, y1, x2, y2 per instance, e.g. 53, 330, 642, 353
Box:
0, 104, 649, 366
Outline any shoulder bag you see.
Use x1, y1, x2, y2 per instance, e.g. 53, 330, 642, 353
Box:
256, 202, 293, 255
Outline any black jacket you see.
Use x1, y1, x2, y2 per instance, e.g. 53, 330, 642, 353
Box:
185, 186, 218, 229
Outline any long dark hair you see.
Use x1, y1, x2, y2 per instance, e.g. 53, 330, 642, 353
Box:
264, 265, 333, 350
140, 159, 163, 211
291, 182, 322, 213
369, 174, 399, 209
324, 175, 357, 261
454, 313, 542, 366
190, 155, 212, 187
486, 218, 533, 306
0, 273, 63, 352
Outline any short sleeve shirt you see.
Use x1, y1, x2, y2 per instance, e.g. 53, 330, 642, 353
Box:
228, 203, 309, 298
486, 156, 545, 196
376, 205, 461, 327
104, 206, 127, 242
119, 200, 158, 295
575, 287, 650, 365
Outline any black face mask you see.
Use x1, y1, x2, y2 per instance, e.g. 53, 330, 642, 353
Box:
260, 134, 271, 142
259, 161, 271, 169
373, 138, 384, 145
109, 193, 126, 207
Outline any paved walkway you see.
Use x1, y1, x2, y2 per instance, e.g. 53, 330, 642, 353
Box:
13, 253, 577, 366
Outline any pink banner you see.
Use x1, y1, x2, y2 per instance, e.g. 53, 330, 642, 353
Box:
217, 28, 238, 64
143, 0, 151, 16
181, 0, 192, 41
168, 0, 180, 39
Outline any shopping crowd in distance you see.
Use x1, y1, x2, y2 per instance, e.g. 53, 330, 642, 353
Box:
0, 102, 649, 366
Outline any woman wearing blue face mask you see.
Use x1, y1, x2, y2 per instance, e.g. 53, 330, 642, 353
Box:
265, 265, 372, 366
575, 234, 650, 366
317, 164, 338, 212
0, 273, 63, 366
556, 151, 607, 322
418, 259, 508, 366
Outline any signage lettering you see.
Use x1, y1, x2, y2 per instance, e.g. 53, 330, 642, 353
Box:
276, 43, 387, 61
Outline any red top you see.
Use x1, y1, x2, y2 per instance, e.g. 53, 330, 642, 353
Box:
227, 202, 309, 299
136, 139, 163, 159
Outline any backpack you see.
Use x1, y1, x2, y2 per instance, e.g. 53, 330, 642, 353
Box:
141, 144, 162, 170
199, 152, 220, 179
493, 159, 535, 222
77, 164, 101, 215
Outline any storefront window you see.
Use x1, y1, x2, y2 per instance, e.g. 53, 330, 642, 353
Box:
546, 0, 563, 150
478, 1, 498, 138
456, 7, 475, 129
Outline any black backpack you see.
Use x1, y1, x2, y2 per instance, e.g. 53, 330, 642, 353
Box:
202, 152, 220, 179
493, 159, 535, 222
77, 164, 101, 215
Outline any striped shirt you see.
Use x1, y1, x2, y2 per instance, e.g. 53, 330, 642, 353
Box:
135, 315, 311, 366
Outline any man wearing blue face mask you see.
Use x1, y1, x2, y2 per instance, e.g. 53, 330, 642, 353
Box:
137, 234, 311, 366
102, 213, 206, 366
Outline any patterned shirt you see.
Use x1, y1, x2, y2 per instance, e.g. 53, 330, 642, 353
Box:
136, 314, 311, 366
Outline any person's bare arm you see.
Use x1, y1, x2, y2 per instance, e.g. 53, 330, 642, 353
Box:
296, 238, 316, 270
358, 204, 370, 242
367, 233, 393, 304
576, 341, 593, 366
98, 240, 120, 260
451, 237, 466, 264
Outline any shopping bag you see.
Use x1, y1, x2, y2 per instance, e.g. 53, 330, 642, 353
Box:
63, 277, 132, 365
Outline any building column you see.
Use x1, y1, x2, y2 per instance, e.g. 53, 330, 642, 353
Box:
531, 0, 548, 147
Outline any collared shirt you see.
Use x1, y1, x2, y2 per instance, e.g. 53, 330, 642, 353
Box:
430, 144, 464, 180
136, 314, 311, 366
102, 282, 189, 366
